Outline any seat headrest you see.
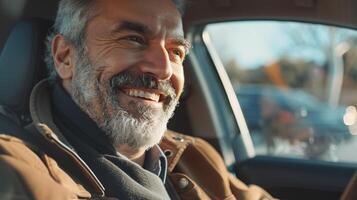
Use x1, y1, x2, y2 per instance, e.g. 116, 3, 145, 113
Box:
0, 19, 52, 115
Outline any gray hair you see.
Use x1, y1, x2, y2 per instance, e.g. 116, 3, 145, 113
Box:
45, 0, 185, 80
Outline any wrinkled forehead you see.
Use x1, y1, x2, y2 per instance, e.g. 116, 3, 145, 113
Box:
92, 0, 184, 37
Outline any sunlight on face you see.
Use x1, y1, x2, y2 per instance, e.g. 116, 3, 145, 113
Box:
69, 0, 185, 149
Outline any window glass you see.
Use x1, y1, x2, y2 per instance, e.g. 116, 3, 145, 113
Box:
205, 21, 357, 163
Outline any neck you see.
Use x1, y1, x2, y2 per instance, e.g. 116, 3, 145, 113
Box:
116, 145, 146, 166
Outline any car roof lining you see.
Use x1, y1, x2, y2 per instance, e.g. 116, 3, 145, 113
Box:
1, 0, 357, 50
183, 0, 357, 30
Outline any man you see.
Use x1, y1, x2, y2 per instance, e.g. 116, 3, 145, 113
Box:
0, 0, 274, 199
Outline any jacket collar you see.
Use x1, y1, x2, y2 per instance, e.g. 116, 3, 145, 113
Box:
29, 79, 105, 196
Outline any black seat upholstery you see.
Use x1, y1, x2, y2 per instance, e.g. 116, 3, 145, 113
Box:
0, 113, 35, 141
0, 19, 52, 125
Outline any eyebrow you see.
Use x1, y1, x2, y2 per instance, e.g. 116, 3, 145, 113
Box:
111, 20, 192, 54
169, 38, 192, 55
111, 20, 152, 35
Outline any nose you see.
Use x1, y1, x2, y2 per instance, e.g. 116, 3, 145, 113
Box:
139, 42, 173, 80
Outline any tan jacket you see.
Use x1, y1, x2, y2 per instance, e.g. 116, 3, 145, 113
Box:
0, 80, 274, 200
161, 131, 274, 200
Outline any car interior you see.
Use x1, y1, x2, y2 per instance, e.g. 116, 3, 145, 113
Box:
1, 0, 357, 200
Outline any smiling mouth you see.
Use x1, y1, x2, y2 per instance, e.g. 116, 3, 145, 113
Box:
121, 88, 167, 103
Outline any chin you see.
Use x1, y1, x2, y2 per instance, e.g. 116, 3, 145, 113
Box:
102, 108, 169, 150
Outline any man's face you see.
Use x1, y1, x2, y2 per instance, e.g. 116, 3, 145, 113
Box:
69, 0, 187, 149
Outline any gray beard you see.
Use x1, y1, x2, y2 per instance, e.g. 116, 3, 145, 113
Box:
70, 52, 178, 150
103, 99, 177, 149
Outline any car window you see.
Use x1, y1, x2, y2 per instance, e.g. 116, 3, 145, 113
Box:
204, 21, 357, 163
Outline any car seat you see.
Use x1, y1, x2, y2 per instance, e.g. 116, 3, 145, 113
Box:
0, 19, 52, 126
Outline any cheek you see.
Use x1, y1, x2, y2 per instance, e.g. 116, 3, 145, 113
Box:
172, 66, 185, 97
92, 49, 144, 81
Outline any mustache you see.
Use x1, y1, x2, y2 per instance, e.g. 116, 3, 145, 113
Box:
109, 72, 177, 100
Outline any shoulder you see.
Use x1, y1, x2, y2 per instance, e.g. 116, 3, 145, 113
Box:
0, 134, 39, 158
0, 134, 91, 200
161, 130, 196, 172
162, 130, 240, 199
161, 130, 226, 172
0, 134, 49, 172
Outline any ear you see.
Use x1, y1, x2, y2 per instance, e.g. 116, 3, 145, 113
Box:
52, 34, 75, 80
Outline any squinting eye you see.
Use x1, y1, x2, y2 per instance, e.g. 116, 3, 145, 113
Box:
123, 35, 146, 45
169, 48, 185, 62
172, 49, 183, 57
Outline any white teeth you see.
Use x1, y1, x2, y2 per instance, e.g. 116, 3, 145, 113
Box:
125, 89, 160, 102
